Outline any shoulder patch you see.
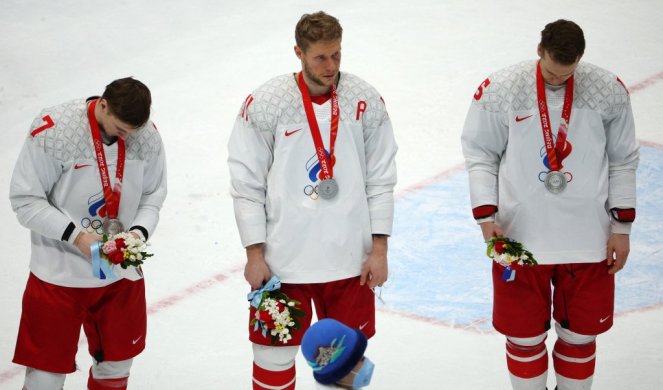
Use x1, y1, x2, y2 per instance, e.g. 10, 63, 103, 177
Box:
471, 61, 537, 113
473, 78, 491, 101
31, 99, 95, 163
337, 73, 387, 128
30, 115, 55, 137
245, 74, 305, 132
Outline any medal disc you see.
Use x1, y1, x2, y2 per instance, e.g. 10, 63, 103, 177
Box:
544, 171, 567, 194
102, 218, 125, 235
318, 178, 339, 200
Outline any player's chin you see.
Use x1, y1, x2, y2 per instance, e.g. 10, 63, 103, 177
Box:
323, 74, 338, 83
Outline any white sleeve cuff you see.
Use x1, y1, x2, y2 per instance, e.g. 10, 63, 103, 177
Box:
610, 220, 632, 235
476, 215, 496, 224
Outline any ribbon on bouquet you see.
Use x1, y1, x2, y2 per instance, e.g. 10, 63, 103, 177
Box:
247, 275, 281, 308
247, 276, 282, 337
91, 241, 116, 280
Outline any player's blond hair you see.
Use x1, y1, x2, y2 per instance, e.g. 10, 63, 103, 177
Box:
295, 11, 343, 52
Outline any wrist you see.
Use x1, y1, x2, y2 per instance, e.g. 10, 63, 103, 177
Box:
246, 243, 265, 261
71, 229, 85, 246
371, 235, 388, 254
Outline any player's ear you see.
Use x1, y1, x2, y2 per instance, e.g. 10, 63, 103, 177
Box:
537, 44, 543, 59
98, 98, 109, 113
294, 45, 303, 60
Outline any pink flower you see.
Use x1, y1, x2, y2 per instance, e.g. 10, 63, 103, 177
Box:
102, 240, 117, 254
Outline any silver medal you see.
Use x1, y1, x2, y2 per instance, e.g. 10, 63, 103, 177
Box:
102, 218, 125, 235
544, 171, 567, 194
318, 178, 339, 200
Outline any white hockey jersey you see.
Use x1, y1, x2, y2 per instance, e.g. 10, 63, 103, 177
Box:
462, 60, 639, 264
10, 99, 167, 287
228, 72, 398, 283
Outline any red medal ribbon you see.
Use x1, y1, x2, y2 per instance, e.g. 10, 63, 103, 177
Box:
297, 72, 339, 180
87, 99, 126, 220
536, 61, 574, 171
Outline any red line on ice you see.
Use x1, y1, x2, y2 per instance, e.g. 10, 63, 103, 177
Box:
628, 71, 663, 93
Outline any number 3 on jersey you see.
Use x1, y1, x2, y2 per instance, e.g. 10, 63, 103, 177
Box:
473, 78, 491, 101
31, 115, 55, 137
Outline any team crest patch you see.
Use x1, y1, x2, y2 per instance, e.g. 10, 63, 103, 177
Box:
307, 335, 347, 371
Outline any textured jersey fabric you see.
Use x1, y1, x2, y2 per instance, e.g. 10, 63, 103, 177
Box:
228, 72, 398, 283
462, 61, 639, 264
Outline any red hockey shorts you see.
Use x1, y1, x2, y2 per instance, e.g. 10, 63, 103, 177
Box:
248, 275, 375, 346
13, 273, 147, 373
492, 260, 614, 338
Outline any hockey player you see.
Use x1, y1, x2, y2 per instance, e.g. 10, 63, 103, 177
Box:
228, 11, 397, 390
9, 77, 167, 389
461, 20, 638, 390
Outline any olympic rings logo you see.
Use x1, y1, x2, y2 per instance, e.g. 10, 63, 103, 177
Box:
81, 217, 103, 234
304, 184, 320, 200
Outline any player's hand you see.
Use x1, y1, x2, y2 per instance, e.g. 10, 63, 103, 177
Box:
360, 235, 388, 288
73, 231, 102, 260
245, 244, 272, 290
607, 233, 630, 274
480, 221, 504, 242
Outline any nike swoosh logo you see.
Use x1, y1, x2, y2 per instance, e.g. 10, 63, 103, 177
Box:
74, 164, 92, 169
358, 321, 369, 330
515, 115, 533, 122
599, 315, 611, 323
285, 128, 302, 137
132, 336, 143, 344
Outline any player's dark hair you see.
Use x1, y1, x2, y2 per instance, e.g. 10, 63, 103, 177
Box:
101, 77, 151, 127
295, 11, 343, 52
540, 19, 585, 65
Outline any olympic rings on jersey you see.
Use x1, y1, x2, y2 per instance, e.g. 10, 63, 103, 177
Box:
303, 184, 320, 200
81, 217, 103, 234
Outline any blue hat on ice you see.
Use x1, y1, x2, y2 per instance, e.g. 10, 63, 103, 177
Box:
301, 318, 368, 385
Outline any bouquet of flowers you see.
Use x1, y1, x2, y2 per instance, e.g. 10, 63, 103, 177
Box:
248, 276, 306, 345
487, 237, 537, 281
101, 232, 152, 269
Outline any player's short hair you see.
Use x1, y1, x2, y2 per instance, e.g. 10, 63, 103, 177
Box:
540, 20, 585, 65
101, 77, 151, 127
295, 11, 343, 52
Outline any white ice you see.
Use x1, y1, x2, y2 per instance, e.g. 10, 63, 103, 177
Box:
1, 0, 662, 389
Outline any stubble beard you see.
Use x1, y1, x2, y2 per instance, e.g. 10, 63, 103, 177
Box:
303, 61, 335, 90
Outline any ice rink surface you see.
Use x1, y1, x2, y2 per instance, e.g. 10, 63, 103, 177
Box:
1, 1, 662, 388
